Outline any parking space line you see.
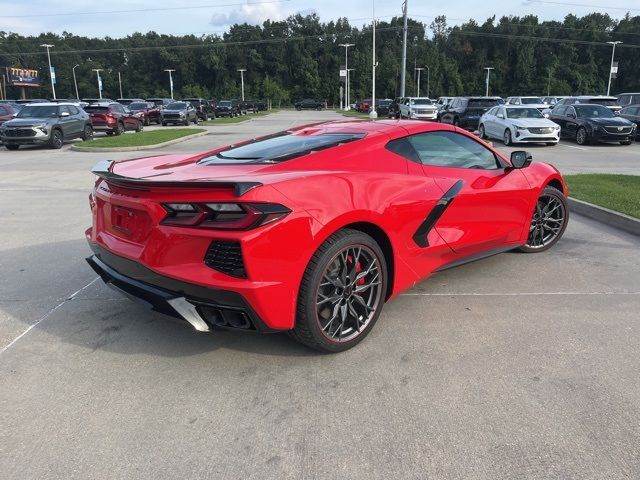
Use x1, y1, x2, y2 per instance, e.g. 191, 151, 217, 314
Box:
557, 143, 588, 151
401, 291, 640, 296
0, 277, 99, 356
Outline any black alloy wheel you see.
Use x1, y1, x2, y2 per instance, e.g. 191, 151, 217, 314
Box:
5, 144, 19, 150
82, 125, 94, 141
49, 129, 63, 149
576, 127, 589, 145
519, 186, 568, 253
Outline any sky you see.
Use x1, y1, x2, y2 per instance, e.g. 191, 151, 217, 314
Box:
0, 0, 637, 38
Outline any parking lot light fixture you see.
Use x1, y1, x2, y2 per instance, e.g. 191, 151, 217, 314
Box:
237, 69, 247, 102
483, 67, 494, 97
338, 43, 355, 110
164, 69, 176, 99
91, 68, 103, 99
40, 44, 56, 100
606, 41, 622, 96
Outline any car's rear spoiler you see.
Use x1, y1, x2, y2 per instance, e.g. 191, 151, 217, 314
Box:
90, 160, 262, 196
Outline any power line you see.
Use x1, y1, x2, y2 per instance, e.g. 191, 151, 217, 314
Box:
524, 1, 640, 12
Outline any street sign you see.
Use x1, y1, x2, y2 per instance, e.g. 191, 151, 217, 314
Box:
611, 62, 618, 79
50, 66, 56, 85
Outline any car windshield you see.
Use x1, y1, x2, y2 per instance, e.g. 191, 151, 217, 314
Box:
506, 108, 544, 119
378, 100, 392, 106
468, 99, 502, 108
520, 97, 543, 104
218, 101, 231, 106
575, 105, 615, 118
198, 132, 365, 164
16, 105, 59, 118
410, 98, 433, 105
167, 102, 187, 109
586, 99, 618, 107
129, 102, 148, 110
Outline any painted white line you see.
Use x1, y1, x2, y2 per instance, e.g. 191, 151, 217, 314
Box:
0, 277, 99, 356
557, 143, 588, 151
401, 291, 640, 297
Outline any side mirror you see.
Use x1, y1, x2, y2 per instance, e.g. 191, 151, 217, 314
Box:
12, 113, 18, 117
544, 113, 550, 118
510, 151, 533, 169
496, 113, 504, 119
60, 111, 70, 117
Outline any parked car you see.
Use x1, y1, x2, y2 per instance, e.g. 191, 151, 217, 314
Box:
86, 120, 568, 352
183, 97, 215, 120
399, 97, 438, 120
617, 93, 640, 108
552, 96, 622, 113
295, 99, 324, 110
84, 102, 143, 135
355, 99, 371, 112
160, 101, 199, 126
49, 98, 89, 108
505, 96, 548, 112
0, 102, 93, 150
479, 105, 560, 146
439, 97, 504, 130
128, 101, 161, 126
618, 105, 640, 139
0, 103, 20, 126
83, 98, 114, 104
255, 100, 267, 111
146, 98, 173, 109
375, 99, 393, 116
541, 96, 569, 106
548, 103, 636, 145
116, 98, 146, 106
435, 96, 454, 113
15, 98, 49, 104
215, 99, 241, 117
387, 97, 403, 119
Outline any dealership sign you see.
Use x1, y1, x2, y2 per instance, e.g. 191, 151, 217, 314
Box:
6, 67, 40, 87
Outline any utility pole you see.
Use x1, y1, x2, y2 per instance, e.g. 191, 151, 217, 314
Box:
547, 68, 551, 97
606, 41, 622, 96
415, 67, 424, 97
118, 71, 123, 98
72, 64, 80, 99
400, 0, 408, 97
370, 1, 378, 120
426, 65, 430, 98
40, 44, 56, 99
237, 68, 246, 101
338, 43, 355, 110
164, 69, 175, 99
483, 67, 494, 97
92, 68, 103, 99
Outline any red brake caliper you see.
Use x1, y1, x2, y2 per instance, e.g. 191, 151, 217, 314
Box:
356, 262, 365, 285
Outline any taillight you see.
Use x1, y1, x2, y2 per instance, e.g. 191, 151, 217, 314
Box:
160, 202, 291, 230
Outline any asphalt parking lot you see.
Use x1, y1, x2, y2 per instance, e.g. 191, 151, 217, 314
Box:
1, 110, 639, 479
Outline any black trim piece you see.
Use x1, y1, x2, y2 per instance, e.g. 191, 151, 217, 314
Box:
86, 243, 276, 333
413, 180, 464, 248
434, 245, 520, 272
90, 160, 262, 197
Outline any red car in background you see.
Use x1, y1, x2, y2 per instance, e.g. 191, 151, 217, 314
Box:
0, 103, 19, 126
85, 102, 143, 135
128, 101, 161, 126
86, 120, 569, 352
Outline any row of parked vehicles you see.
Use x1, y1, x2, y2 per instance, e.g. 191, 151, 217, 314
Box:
364, 93, 639, 146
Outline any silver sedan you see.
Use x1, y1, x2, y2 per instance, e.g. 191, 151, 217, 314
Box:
479, 106, 561, 146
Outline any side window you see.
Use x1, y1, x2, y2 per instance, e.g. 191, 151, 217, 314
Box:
59, 106, 70, 115
385, 137, 421, 163
114, 104, 125, 114
566, 107, 576, 117
407, 131, 501, 170
554, 106, 566, 116
632, 95, 640, 105
618, 95, 628, 106
0, 106, 7, 115
69, 105, 79, 115
630, 107, 639, 115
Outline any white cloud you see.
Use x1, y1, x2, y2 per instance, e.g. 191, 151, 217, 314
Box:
210, 1, 284, 27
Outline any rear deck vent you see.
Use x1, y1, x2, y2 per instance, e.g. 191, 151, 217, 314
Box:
204, 240, 246, 278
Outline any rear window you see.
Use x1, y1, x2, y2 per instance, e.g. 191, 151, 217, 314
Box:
129, 102, 149, 109
84, 106, 109, 113
586, 98, 618, 107
198, 132, 365, 165
468, 99, 502, 108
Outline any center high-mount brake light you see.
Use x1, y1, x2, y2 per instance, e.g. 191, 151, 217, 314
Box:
161, 202, 291, 230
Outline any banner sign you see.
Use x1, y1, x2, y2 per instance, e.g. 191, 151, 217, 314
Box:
50, 66, 56, 85
611, 62, 618, 79
6, 67, 40, 87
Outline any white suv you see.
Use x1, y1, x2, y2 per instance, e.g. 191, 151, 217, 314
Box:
399, 97, 437, 120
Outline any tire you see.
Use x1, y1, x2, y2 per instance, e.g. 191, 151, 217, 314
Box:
144, 117, 150, 126
478, 124, 486, 139
576, 127, 589, 145
290, 229, 387, 353
5, 144, 19, 151
183, 118, 189, 126
546, 142, 558, 146
106, 131, 114, 136
193, 117, 199, 125
503, 129, 512, 146
518, 186, 569, 253
82, 125, 94, 141
162, 121, 167, 126
621, 140, 632, 146
135, 121, 143, 132
114, 122, 124, 136
453, 117, 460, 127
49, 129, 63, 149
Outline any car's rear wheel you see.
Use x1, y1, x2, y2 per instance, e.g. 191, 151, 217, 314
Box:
82, 125, 94, 141
576, 127, 589, 145
161, 121, 167, 126
503, 129, 512, 146
518, 186, 568, 253
144, 117, 150, 126
114, 122, 124, 136
49, 129, 63, 149
291, 229, 387, 353
5, 144, 19, 151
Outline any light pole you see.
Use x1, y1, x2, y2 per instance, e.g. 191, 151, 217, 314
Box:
164, 69, 175, 99
483, 67, 494, 97
72, 64, 80, 99
237, 68, 246, 101
547, 68, 552, 97
415, 67, 424, 97
40, 44, 56, 99
370, 2, 377, 120
92, 69, 103, 99
400, 0, 408, 97
426, 66, 430, 98
118, 71, 123, 98
606, 41, 622, 96
338, 43, 354, 110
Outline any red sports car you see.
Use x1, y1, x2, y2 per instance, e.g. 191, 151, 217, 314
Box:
86, 120, 569, 352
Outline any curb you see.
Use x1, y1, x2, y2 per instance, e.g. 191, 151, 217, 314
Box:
201, 118, 253, 126
70, 130, 208, 152
568, 197, 640, 237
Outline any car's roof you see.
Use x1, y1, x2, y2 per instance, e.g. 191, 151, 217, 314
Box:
575, 95, 617, 99
25, 102, 73, 106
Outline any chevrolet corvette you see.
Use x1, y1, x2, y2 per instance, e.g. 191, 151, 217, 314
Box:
86, 120, 569, 352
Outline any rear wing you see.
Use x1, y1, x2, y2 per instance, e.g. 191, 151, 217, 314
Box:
90, 160, 262, 196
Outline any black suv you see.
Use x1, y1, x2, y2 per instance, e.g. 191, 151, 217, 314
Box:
215, 99, 241, 117
618, 105, 640, 139
439, 97, 505, 130
183, 97, 215, 120
617, 93, 640, 108
241, 100, 258, 114
387, 97, 403, 119
295, 99, 324, 110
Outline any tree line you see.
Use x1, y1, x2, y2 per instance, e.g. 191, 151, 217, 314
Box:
1, 11, 639, 104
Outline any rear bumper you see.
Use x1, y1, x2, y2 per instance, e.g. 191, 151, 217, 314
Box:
87, 243, 277, 333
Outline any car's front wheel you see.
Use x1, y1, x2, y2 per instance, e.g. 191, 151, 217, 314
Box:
478, 124, 487, 139
49, 129, 63, 149
291, 229, 387, 353
5, 144, 19, 151
503, 129, 512, 146
518, 186, 569, 253
576, 127, 589, 145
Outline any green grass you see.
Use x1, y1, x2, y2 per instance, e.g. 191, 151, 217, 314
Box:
77, 128, 206, 148
338, 110, 369, 118
564, 174, 640, 219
